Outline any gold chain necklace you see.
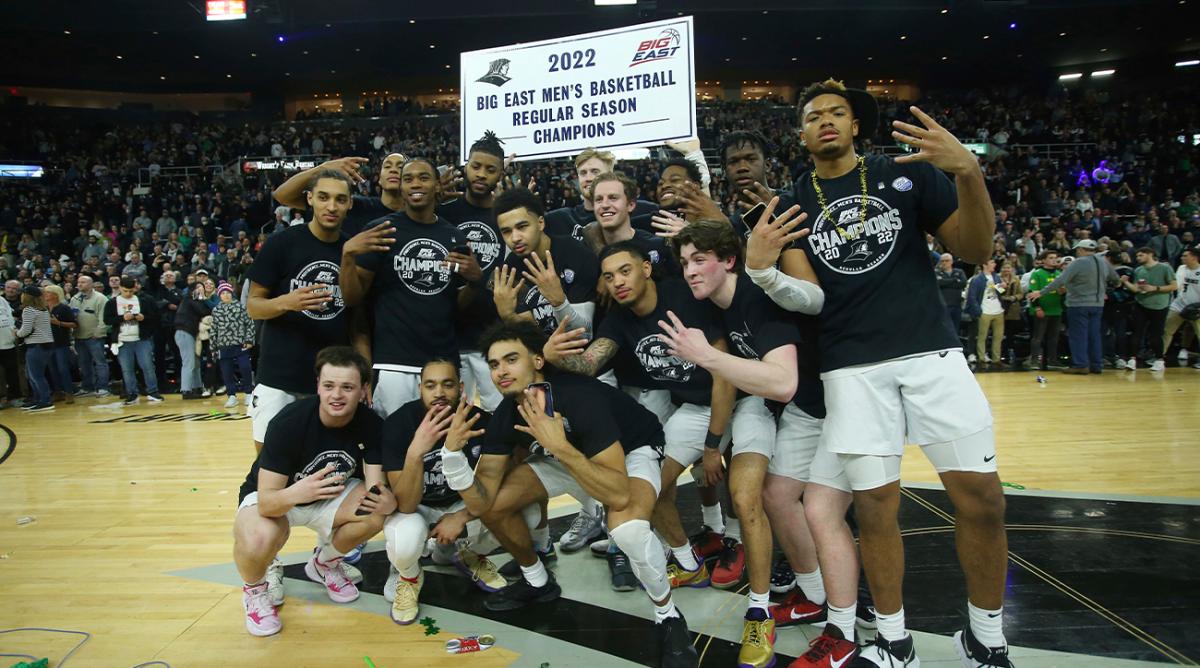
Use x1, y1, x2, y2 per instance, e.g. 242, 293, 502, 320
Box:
811, 155, 868, 240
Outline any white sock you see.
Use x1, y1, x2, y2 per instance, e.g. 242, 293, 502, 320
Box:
875, 607, 908, 642
725, 518, 741, 541
701, 503, 725, 534
748, 588, 770, 612
671, 543, 700, 571
654, 598, 680, 622
532, 525, 551, 552
520, 559, 548, 588
794, 569, 826, 606
968, 601, 1006, 648
827, 601, 856, 641
317, 544, 344, 564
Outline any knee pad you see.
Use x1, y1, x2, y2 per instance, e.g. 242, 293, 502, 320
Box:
384, 512, 429, 573
609, 519, 670, 601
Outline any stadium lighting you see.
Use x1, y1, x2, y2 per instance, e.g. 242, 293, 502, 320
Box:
1176, 59, 1200, 67
1091, 69, 1115, 77
1058, 73, 1083, 80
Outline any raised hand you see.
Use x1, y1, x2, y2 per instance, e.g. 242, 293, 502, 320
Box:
892, 106, 979, 175
657, 310, 717, 366
343, 224, 396, 258
745, 196, 810, 271
322, 157, 368, 184
522, 251, 566, 306
444, 399, 485, 452
543, 317, 589, 366
651, 210, 688, 238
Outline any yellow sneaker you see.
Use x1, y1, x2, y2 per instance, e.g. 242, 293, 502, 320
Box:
453, 548, 506, 593
390, 570, 423, 625
667, 562, 711, 588
737, 609, 776, 668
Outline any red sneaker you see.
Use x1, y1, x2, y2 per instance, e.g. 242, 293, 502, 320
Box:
787, 628, 859, 668
710, 537, 745, 589
688, 525, 725, 560
770, 590, 826, 627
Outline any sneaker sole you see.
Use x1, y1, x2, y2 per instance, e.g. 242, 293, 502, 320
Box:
452, 554, 504, 593
711, 575, 744, 589
245, 620, 282, 637
392, 611, 419, 625
559, 532, 603, 553
952, 630, 971, 668
612, 581, 638, 592
769, 582, 795, 594
736, 656, 776, 668
304, 559, 359, 603
483, 583, 561, 611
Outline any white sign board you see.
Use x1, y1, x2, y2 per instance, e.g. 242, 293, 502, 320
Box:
459, 16, 696, 163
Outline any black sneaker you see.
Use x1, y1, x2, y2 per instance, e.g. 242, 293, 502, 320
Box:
608, 548, 638, 592
182, 389, 203, 400
851, 634, 917, 667
498, 545, 557, 580
954, 626, 1013, 667
147, 393, 165, 403
122, 395, 138, 406
19, 401, 38, 410
483, 572, 561, 611
29, 403, 55, 413
770, 556, 795, 594
856, 583, 877, 629
658, 612, 699, 668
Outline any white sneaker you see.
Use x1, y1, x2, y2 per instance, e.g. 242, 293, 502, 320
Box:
242, 582, 282, 637
384, 565, 399, 603
1193, 361, 1200, 370
391, 570, 424, 625
223, 395, 239, 409
1126, 358, 1137, 370
1151, 359, 1166, 372
266, 558, 285, 607
1179, 349, 1190, 363
1114, 358, 1126, 370
95, 389, 111, 397
304, 554, 359, 603
559, 509, 604, 553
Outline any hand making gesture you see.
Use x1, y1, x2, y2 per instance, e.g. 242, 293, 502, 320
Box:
892, 106, 980, 176
542, 317, 589, 366
514, 387, 569, 457
522, 251, 566, 306
745, 196, 810, 271
657, 310, 717, 367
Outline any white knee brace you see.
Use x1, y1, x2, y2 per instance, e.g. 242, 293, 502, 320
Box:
609, 519, 670, 601
384, 512, 429, 577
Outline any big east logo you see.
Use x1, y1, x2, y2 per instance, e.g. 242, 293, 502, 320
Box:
630, 28, 681, 67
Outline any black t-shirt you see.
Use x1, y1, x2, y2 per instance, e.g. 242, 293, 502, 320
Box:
628, 229, 680, 279
342, 195, 396, 237
731, 188, 796, 240
439, 197, 505, 351
381, 399, 487, 507
247, 224, 350, 393
545, 200, 659, 242
50, 303, 75, 347
503, 236, 598, 335
596, 277, 721, 406
791, 154, 961, 372
237, 396, 383, 504
481, 372, 664, 459
792, 314, 826, 420
357, 211, 464, 367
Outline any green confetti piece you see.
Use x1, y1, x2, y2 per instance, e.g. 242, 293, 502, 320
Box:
1001, 482, 1026, 490
191, 487, 198, 492
363, 657, 377, 668
424, 625, 440, 636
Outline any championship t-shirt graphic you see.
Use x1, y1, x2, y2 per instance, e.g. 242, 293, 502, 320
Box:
291, 260, 345, 321
458, 221, 503, 272
634, 334, 695, 383
394, 238, 453, 295
805, 194, 903, 275
293, 449, 358, 484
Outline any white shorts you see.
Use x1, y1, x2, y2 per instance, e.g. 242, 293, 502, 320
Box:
460, 351, 503, 412
812, 425, 998, 492
624, 387, 677, 425
820, 350, 993, 457
767, 404, 823, 483
249, 384, 309, 443
525, 446, 663, 501
625, 445, 665, 497
373, 368, 421, 419
683, 396, 775, 485
385, 499, 497, 557
238, 478, 361, 546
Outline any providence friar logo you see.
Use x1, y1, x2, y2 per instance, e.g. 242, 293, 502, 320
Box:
477, 59, 512, 86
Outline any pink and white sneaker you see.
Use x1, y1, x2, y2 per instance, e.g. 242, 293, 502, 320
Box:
243, 582, 282, 636
305, 553, 360, 603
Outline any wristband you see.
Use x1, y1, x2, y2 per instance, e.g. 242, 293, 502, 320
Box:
704, 432, 723, 449
440, 447, 475, 491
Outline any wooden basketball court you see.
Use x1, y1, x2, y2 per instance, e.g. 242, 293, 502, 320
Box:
1, 369, 1197, 667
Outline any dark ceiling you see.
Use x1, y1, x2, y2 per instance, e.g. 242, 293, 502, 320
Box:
1, 0, 1195, 95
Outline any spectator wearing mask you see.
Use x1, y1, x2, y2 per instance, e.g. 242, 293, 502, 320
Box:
15, 286, 54, 411
175, 279, 213, 399
69, 275, 110, 396
103, 276, 164, 405
1105, 252, 1137, 370
1028, 250, 1065, 370
0, 295, 22, 407
1124, 247, 1177, 372
966, 260, 1007, 370
1163, 247, 1200, 368
43, 285, 77, 402
935, 253, 967, 336
209, 281, 255, 409
1029, 240, 1119, 374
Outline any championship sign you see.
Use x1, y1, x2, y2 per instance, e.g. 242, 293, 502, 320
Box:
459, 16, 696, 163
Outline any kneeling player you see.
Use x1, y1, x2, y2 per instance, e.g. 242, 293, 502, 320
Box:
233, 347, 395, 636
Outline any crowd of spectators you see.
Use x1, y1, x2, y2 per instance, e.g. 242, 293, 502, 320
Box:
0, 81, 1196, 407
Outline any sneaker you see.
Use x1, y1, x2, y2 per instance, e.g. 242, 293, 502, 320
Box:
1151, 359, 1166, 372
390, 570, 424, 625
1126, 358, 1137, 370
147, 393, 164, 403
95, 389, 111, 397
242, 582, 281, 637
559, 508, 604, 552
738, 607, 776, 668
609, 549, 638, 592
852, 634, 919, 667
1113, 358, 1126, 370
711, 537, 746, 589
384, 566, 400, 602
667, 562, 711, 588
483, 572, 561, 611
953, 626, 1012, 667
265, 558, 285, 607
343, 542, 365, 565
452, 549, 506, 592
19, 401, 37, 410
658, 612, 699, 668
182, 389, 203, 400
201, 388, 213, 398
304, 553, 360, 603
590, 538, 611, 558
498, 545, 557, 580
856, 602, 878, 629
122, 394, 138, 406
770, 589, 826, 627
688, 525, 726, 560
789, 626, 859, 668
223, 395, 239, 409
1193, 361, 1200, 370
770, 557, 796, 594
73, 388, 93, 397
29, 403, 55, 412
309, 547, 363, 584
1179, 349, 1190, 364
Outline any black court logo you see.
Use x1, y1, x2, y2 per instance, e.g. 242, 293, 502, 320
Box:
477, 59, 512, 87
394, 238, 453, 296
458, 221, 503, 271
635, 335, 694, 383
805, 194, 903, 275
290, 260, 345, 321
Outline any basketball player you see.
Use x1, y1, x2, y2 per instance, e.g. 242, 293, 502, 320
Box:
272, 153, 407, 236
233, 346, 394, 637
340, 157, 476, 418
786, 79, 1010, 667
721, 130, 796, 239
438, 132, 508, 411
579, 172, 679, 278
544, 148, 659, 241
443, 320, 698, 668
